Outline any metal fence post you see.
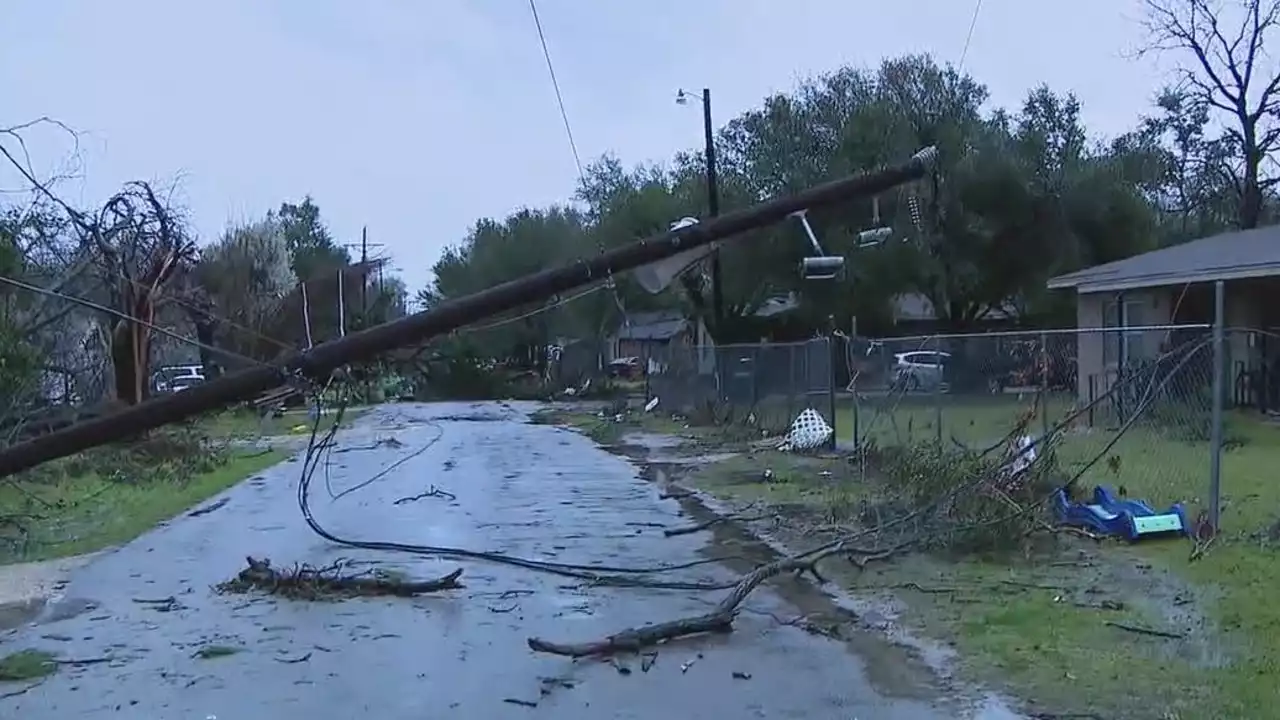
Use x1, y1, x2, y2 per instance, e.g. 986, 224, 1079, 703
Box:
827, 336, 838, 449
933, 335, 943, 446
1040, 331, 1050, 439
788, 342, 798, 423
751, 345, 760, 407
1209, 280, 1225, 531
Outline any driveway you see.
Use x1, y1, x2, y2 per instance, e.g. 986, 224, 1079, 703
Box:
0, 402, 1017, 719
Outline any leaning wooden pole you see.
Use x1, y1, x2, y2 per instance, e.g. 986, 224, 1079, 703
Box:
0, 147, 936, 478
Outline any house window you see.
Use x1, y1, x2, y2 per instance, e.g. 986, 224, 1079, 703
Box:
1102, 296, 1145, 368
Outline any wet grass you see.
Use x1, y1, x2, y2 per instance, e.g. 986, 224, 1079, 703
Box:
0, 449, 287, 564
0, 648, 56, 681
681, 445, 1216, 716
199, 406, 363, 439
531, 407, 694, 446
841, 397, 1280, 717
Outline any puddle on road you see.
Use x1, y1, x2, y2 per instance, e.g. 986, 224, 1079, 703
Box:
0, 598, 46, 632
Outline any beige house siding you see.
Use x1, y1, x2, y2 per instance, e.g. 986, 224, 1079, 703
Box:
1074, 287, 1174, 406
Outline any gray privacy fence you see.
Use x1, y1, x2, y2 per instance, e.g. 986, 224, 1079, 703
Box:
645, 338, 839, 437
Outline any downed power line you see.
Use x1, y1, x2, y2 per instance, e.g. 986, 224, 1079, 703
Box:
0, 146, 937, 478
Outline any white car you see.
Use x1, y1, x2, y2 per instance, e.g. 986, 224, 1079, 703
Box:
892, 350, 950, 392
154, 365, 206, 393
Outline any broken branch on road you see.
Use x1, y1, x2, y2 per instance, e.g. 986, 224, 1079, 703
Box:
216, 556, 463, 600
526, 541, 900, 657
393, 485, 457, 504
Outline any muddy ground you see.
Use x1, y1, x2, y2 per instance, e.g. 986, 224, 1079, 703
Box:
539, 405, 1230, 720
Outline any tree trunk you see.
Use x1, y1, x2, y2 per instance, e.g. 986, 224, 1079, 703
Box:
110, 321, 142, 405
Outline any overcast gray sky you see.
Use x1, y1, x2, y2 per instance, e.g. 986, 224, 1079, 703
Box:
2, 0, 1165, 294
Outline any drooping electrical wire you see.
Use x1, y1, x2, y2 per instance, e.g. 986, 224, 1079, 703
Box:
957, 0, 984, 71
528, 0, 585, 182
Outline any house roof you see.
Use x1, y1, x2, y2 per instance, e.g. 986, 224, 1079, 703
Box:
889, 293, 1015, 321
615, 311, 689, 341
1047, 225, 1280, 293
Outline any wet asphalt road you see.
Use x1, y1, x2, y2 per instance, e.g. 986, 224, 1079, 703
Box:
1, 402, 1013, 719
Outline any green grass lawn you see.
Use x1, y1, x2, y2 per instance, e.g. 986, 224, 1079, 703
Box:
838, 393, 1280, 717
0, 448, 287, 564
199, 406, 363, 440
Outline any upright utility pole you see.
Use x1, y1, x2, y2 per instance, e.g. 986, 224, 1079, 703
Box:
700, 88, 723, 328
360, 226, 369, 327
677, 87, 723, 329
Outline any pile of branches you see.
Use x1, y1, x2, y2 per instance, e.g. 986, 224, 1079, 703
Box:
857, 401, 1061, 555
216, 556, 463, 600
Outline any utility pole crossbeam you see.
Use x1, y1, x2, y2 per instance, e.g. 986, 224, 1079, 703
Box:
0, 149, 936, 478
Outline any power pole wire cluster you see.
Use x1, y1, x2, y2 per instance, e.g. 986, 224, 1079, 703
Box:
0, 148, 935, 478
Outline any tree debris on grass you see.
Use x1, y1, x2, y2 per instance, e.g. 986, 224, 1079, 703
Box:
216, 556, 463, 600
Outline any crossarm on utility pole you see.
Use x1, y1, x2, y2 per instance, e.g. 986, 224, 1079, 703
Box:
0, 147, 936, 478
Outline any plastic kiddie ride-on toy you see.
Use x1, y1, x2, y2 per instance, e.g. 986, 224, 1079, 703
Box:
1052, 485, 1189, 542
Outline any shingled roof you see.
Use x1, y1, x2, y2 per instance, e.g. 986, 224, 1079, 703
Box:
1048, 225, 1280, 293
615, 311, 689, 341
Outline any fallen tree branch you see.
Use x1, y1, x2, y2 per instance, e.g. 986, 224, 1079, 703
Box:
1104, 620, 1184, 640
526, 540, 900, 657
216, 556, 463, 600
394, 485, 457, 505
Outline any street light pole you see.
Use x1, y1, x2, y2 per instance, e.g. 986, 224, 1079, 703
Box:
700, 88, 724, 328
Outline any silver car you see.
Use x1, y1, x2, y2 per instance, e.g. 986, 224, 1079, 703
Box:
891, 350, 950, 392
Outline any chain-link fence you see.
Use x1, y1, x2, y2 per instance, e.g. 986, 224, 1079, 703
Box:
842, 325, 1226, 529
646, 338, 838, 439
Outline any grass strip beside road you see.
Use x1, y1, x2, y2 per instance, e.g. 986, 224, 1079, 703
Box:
0, 448, 287, 564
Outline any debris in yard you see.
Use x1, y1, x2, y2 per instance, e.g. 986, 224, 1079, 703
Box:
215, 556, 463, 600
187, 497, 230, 517
192, 645, 242, 659
732, 670, 752, 680
644, 397, 660, 412
640, 651, 658, 672
1104, 620, 1185, 640
777, 408, 833, 452
393, 485, 457, 504
503, 697, 539, 708
680, 652, 703, 673
132, 595, 184, 612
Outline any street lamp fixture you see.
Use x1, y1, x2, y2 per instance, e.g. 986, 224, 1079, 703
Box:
675, 88, 704, 106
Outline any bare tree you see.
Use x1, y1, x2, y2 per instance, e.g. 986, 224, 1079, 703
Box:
1142, 0, 1280, 228
85, 182, 196, 405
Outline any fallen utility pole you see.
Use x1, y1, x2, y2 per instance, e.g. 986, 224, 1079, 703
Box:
0, 147, 936, 478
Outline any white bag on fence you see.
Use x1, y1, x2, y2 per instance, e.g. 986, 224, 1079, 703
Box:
779, 408, 833, 452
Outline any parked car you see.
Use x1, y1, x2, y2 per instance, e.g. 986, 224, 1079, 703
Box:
891, 350, 950, 392
153, 365, 206, 394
